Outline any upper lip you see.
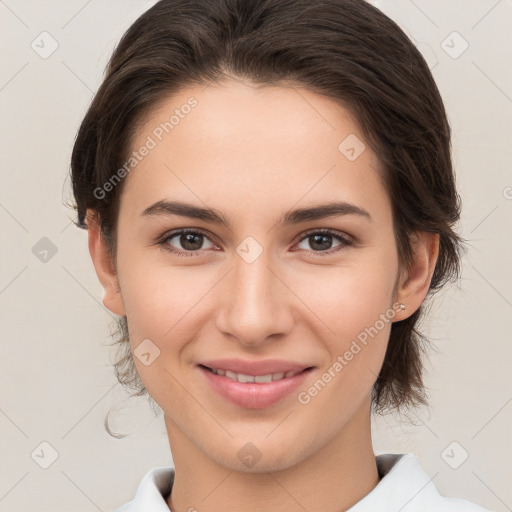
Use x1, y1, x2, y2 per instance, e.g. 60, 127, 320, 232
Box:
199, 358, 314, 376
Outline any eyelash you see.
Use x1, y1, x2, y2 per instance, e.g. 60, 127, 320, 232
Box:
156, 228, 354, 258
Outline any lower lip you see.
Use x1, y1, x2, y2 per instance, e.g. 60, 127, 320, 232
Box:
198, 365, 313, 409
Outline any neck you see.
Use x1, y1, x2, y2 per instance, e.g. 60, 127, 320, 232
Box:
165, 396, 379, 512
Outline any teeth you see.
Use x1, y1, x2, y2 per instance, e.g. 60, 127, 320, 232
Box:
255, 374, 272, 383
209, 367, 303, 383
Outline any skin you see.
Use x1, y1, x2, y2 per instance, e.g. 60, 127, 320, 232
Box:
87, 79, 439, 512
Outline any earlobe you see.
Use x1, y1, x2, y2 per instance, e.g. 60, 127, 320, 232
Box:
395, 232, 440, 320
86, 209, 126, 317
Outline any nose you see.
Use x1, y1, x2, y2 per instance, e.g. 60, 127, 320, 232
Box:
215, 249, 294, 348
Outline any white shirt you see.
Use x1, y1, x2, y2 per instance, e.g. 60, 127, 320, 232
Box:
113, 452, 492, 511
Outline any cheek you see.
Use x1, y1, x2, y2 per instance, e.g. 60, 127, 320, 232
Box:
292, 249, 398, 342
118, 246, 206, 340
116, 252, 218, 389
121, 275, 194, 409
293, 266, 396, 417
289, 249, 399, 411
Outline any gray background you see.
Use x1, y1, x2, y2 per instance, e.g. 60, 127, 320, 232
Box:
0, 0, 511, 511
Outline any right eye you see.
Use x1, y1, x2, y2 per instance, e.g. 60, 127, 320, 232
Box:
158, 229, 217, 256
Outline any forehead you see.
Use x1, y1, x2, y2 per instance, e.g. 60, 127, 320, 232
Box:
121, 80, 389, 225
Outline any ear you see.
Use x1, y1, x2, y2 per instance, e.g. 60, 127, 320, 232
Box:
394, 231, 440, 321
85, 209, 126, 317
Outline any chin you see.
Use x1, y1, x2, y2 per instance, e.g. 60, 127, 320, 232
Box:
205, 429, 316, 474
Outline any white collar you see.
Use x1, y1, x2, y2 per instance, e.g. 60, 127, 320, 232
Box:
114, 452, 490, 512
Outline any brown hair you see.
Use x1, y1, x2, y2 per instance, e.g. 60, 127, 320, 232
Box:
68, 0, 464, 430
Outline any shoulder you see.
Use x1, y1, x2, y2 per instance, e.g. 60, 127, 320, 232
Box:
113, 456, 494, 512
113, 466, 174, 512
348, 453, 493, 512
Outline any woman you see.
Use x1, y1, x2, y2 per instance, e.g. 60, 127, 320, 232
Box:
69, 0, 492, 510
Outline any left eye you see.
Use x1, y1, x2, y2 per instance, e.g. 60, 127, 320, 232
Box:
295, 230, 352, 254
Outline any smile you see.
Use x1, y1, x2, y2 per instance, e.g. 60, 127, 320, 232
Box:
198, 364, 314, 409
203, 365, 305, 383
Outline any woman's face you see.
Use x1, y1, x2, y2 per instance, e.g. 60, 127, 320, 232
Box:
100, 80, 407, 471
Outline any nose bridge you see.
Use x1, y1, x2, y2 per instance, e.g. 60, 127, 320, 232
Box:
216, 241, 292, 345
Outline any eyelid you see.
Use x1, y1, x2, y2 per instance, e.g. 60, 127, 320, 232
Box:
292, 228, 354, 255
157, 227, 219, 255
296, 227, 354, 244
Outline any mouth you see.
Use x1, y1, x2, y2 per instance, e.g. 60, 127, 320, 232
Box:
199, 364, 313, 383
197, 364, 315, 409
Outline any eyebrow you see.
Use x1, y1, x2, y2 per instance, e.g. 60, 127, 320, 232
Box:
141, 200, 372, 227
